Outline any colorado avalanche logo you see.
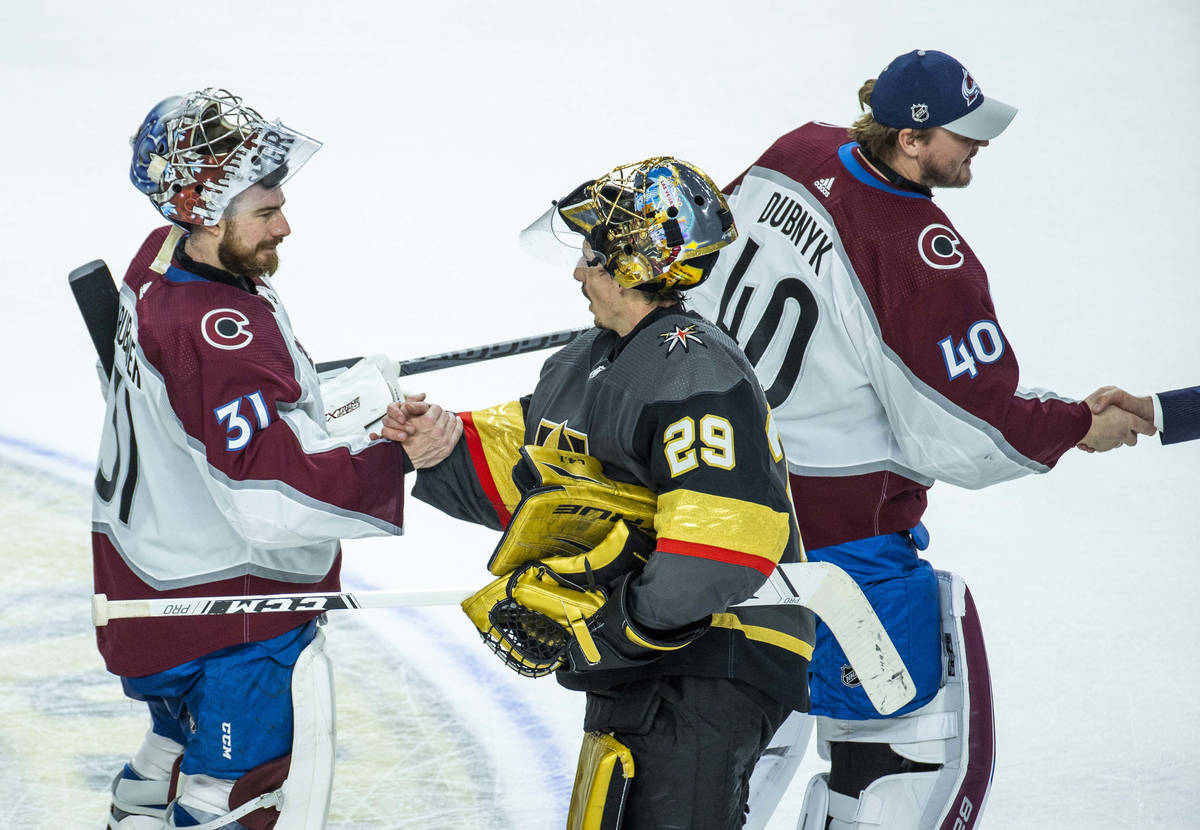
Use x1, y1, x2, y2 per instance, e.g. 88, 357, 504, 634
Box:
918, 224, 964, 270
961, 68, 981, 107
201, 308, 253, 350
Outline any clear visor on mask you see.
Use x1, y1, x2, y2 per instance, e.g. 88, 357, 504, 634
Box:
212, 122, 321, 222
519, 203, 608, 269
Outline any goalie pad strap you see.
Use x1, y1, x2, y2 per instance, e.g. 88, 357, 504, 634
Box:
567, 731, 635, 830
567, 605, 602, 665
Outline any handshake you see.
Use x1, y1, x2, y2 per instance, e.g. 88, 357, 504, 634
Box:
1077, 386, 1157, 453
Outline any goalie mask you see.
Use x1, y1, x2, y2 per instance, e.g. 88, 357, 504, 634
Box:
129, 88, 322, 227
519, 157, 737, 290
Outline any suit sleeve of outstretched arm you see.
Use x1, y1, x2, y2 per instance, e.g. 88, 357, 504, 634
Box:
138, 289, 407, 546
864, 268, 1091, 487
1158, 385, 1200, 444
625, 379, 796, 633
412, 400, 529, 530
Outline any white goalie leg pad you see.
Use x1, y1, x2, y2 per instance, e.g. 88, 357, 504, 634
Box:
167, 629, 335, 830
168, 774, 235, 828
796, 773, 830, 830
109, 729, 183, 828
814, 571, 995, 830
795, 770, 935, 830
114, 816, 169, 829
168, 772, 287, 829
275, 625, 336, 829
825, 770, 937, 829
744, 711, 815, 830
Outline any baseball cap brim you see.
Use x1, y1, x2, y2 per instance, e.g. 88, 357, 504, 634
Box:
942, 95, 1018, 141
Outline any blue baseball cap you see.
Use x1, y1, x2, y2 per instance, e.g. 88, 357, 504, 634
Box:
869, 50, 1017, 140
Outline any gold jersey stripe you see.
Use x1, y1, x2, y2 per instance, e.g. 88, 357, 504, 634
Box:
463, 401, 526, 518
655, 489, 790, 567
711, 613, 814, 660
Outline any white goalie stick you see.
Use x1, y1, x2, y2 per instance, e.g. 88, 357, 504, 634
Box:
68, 259, 588, 379
739, 562, 916, 716
92, 560, 914, 716
91, 589, 474, 627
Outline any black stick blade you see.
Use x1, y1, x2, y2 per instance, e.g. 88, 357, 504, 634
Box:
68, 260, 119, 378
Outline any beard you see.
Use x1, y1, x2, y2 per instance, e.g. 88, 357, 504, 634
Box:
919, 157, 973, 189
218, 233, 280, 279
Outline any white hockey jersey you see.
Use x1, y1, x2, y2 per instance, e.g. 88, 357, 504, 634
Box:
689, 123, 1090, 549
93, 226, 408, 676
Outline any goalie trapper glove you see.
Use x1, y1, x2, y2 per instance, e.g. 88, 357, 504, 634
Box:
462, 522, 710, 677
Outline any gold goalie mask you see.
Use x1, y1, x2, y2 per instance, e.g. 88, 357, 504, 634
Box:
519, 157, 738, 290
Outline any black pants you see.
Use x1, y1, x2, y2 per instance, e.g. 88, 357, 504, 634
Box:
584, 675, 788, 830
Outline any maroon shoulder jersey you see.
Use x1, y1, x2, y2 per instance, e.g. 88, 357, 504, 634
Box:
689, 124, 1090, 548
93, 227, 408, 676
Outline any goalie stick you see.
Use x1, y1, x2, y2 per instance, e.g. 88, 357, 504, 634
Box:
91, 589, 474, 627
751, 561, 916, 716
315, 328, 589, 376
68, 259, 588, 379
92, 560, 915, 715
69, 260, 119, 379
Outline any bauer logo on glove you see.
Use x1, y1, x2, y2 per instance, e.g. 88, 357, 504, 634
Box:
487, 445, 658, 575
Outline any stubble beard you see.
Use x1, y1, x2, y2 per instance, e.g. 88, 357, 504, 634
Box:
920, 157, 973, 189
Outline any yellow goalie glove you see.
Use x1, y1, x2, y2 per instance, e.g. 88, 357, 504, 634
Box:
486, 445, 658, 575
463, 522, 709, 677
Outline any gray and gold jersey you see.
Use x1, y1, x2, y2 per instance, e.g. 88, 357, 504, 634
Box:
416, 305, 813, 710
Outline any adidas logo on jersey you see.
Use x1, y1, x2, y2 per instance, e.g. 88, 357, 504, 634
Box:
813, 177, 835, 197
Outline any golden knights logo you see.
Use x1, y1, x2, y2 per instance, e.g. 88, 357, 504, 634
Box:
658, 324, 707, 355
536, 419, 589, 453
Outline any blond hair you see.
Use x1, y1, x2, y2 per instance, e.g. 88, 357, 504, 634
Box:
848, 78, 933, 159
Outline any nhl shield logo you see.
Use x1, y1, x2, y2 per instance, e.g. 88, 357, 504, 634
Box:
841, 665, 862, 688
911, 103, 929, 123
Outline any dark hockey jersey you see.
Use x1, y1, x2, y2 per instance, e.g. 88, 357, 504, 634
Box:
690, 123, 1091, 549
93, 226, 409, 677
415, 305, 814, 711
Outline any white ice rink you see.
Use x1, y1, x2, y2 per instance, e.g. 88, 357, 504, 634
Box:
2, 1, 1198, 827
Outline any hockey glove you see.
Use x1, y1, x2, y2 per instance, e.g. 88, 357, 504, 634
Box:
319, 354, 406, 438
463, 522, 709, 677
486, 446, 658, 575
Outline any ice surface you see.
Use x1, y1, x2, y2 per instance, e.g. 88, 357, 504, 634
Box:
1, 1, 1197, 827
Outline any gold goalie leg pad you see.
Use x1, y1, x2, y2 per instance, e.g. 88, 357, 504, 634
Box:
568, 731, 635, 830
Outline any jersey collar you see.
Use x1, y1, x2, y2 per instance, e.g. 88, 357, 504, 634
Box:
170, 235, 259, 294
838, 143, 932, 200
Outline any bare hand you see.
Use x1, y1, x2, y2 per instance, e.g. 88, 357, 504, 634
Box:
373, 396, 462, 468
1076, 389, 1156, 452
1085, 386, 1154, 423
403, 405, 463, 468
373, 394, 430, 441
